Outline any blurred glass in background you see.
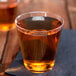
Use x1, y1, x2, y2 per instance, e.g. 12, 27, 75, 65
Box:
0, 0, 19, 31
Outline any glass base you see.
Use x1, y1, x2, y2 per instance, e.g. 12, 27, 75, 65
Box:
0, 23, 16, 31
24, 60, 55, 73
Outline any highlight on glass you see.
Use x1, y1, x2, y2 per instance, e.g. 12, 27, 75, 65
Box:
15, 11, 64, 73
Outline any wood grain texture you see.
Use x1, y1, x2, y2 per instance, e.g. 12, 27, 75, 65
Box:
18, 0, 70, 29
67, 0, 76, 29
0, 31, 7, 60
2, 29, 19, 64
0, 28, 19, 70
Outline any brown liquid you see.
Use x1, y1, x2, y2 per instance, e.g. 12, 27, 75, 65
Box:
0, 3, 17, 31
17, 16, 62, 73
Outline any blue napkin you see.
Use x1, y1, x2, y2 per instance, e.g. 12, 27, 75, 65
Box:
6, 29, 76, 76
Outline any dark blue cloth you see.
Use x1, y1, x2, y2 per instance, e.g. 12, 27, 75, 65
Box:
6, 29, 76, 76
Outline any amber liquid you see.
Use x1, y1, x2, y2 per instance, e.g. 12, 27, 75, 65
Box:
17, 16, 62, 73
0, 3, 17, 31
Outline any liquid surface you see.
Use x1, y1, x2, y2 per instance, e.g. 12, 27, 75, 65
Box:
17, 16, 62, 73
18, 16, 61, 31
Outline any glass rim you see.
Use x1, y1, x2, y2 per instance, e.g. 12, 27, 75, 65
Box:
15, 11, 64, 33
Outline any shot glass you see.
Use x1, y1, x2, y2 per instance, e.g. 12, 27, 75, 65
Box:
15, 11, 64, 73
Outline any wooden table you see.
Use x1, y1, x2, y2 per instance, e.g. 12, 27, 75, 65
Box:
0, 0, 76, 67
